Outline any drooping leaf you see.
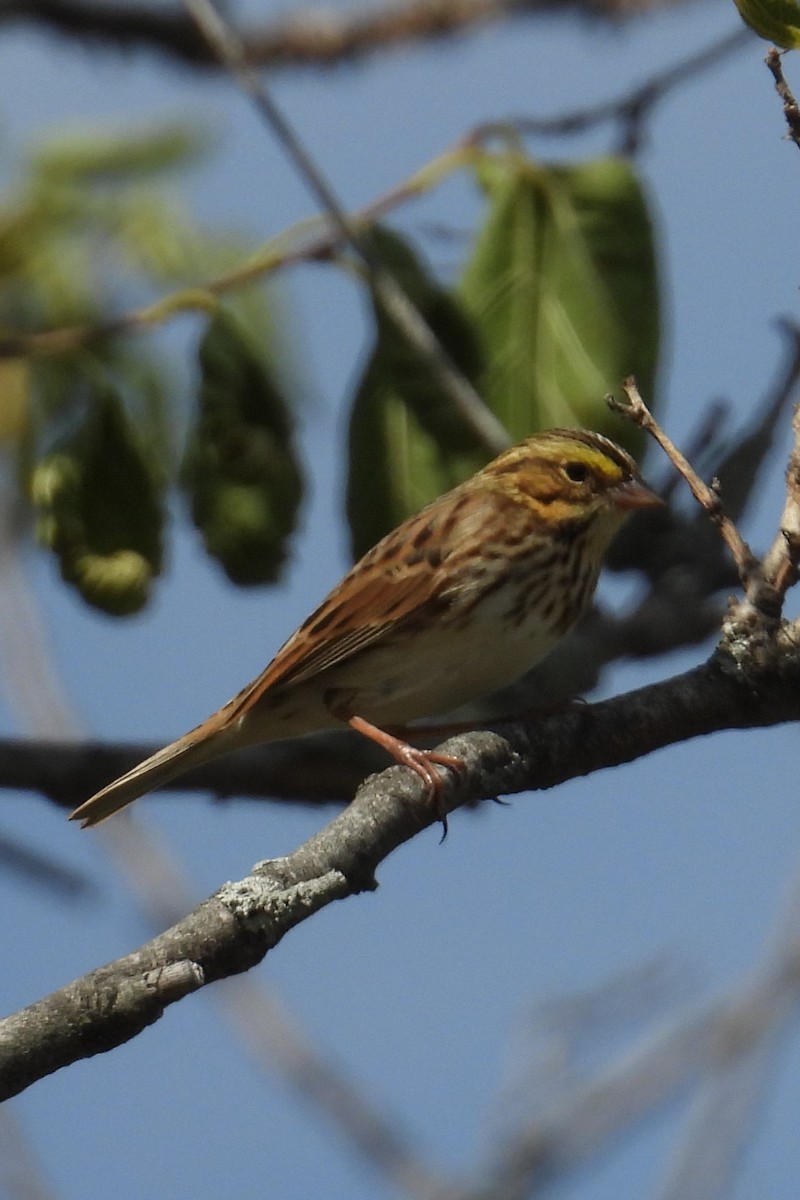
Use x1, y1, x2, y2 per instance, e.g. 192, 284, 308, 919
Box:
183, 304, 303, 585
347, 226, 488, 558
459, 153, 661, 456
29, 363, 165, 616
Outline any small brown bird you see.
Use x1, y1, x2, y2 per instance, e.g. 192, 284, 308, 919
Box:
70, 429, 661, 827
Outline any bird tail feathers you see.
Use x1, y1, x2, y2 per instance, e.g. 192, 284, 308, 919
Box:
69, 717, 236, 828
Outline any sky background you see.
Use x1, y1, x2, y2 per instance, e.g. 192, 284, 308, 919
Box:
2, 2, 800, 1198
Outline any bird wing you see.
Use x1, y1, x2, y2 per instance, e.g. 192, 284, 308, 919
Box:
223, 487, 491, 720
228, 550, 444, 715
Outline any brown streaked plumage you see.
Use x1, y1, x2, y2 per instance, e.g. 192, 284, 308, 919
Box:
70, 429, 661, 827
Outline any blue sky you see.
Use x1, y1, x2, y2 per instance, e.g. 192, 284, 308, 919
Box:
3, 4, 800, 1199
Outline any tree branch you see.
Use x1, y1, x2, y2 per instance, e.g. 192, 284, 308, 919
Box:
2, 729, 383, 812
2, 0, 719, 71
3, 646, 800, 1100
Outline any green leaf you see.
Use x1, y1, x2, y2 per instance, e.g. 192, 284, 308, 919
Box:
346, 227, 488, 558
29, 366, 165, 616
732, 0, 800, 47
459, 153, 661, 456
183, 304, 303, 585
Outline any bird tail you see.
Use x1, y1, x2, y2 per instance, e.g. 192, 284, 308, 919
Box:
69, 714, 240, 828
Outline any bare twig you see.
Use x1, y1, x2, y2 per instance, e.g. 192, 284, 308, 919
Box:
0, 145, 471, 361
765, 48, 800, 149
0, 32, 749, 380
656, 399, 728, 503
468, 29, 750, 155
609, 379, 760, 587
0, 832, 88, 898
611, 378, 800, 638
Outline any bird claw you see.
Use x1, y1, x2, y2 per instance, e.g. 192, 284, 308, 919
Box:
392, 744, 466, 840
347, 715, 464, 839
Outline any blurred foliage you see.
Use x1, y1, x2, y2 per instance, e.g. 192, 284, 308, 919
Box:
0, 125, 662, 607
0, 121, 302, 613
345, 152, 661, 555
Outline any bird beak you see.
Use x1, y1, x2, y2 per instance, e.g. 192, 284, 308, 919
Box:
609, 477, 664, 511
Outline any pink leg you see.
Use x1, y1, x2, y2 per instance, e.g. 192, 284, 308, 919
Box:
349, 715, 465, 833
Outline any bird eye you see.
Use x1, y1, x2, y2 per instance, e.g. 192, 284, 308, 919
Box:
563, 461, 590, 484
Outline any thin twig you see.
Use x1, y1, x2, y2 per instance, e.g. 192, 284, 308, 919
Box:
608, 379, 760, 587
182, 0, 509, 456
0, 145, 472, 361
610, 379, 800, 632
657, 399, 728, 503
765, 48, 800, 149
0, 33, 750, 368
467, 30, 750, 154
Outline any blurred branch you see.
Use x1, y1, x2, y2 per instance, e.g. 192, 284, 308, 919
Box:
4, 644, 800, 1099
468, 28, 750, 155
0, 142, 472, 355
1, 0, 731, 71
0, 477, 92, 896
0, 1106, 58, 1200
0, 831, 89, 897
652, 865, 800, 1200
3, 730, 378, 815
98, 816, 449, 1200
466, 859, 800, 1200
0, 31, 749, 370
183, 0, 509, 455
0, 143, 473, 361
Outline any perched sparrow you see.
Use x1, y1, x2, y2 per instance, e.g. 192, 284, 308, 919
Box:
70, 429, 661, 828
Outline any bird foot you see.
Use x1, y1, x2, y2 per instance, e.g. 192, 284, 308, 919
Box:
348, 716, 465, 838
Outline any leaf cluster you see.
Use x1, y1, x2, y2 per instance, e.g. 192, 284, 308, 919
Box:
347, 153, 660, 556
0, 123, 303, 613
1, 127, 661, 611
